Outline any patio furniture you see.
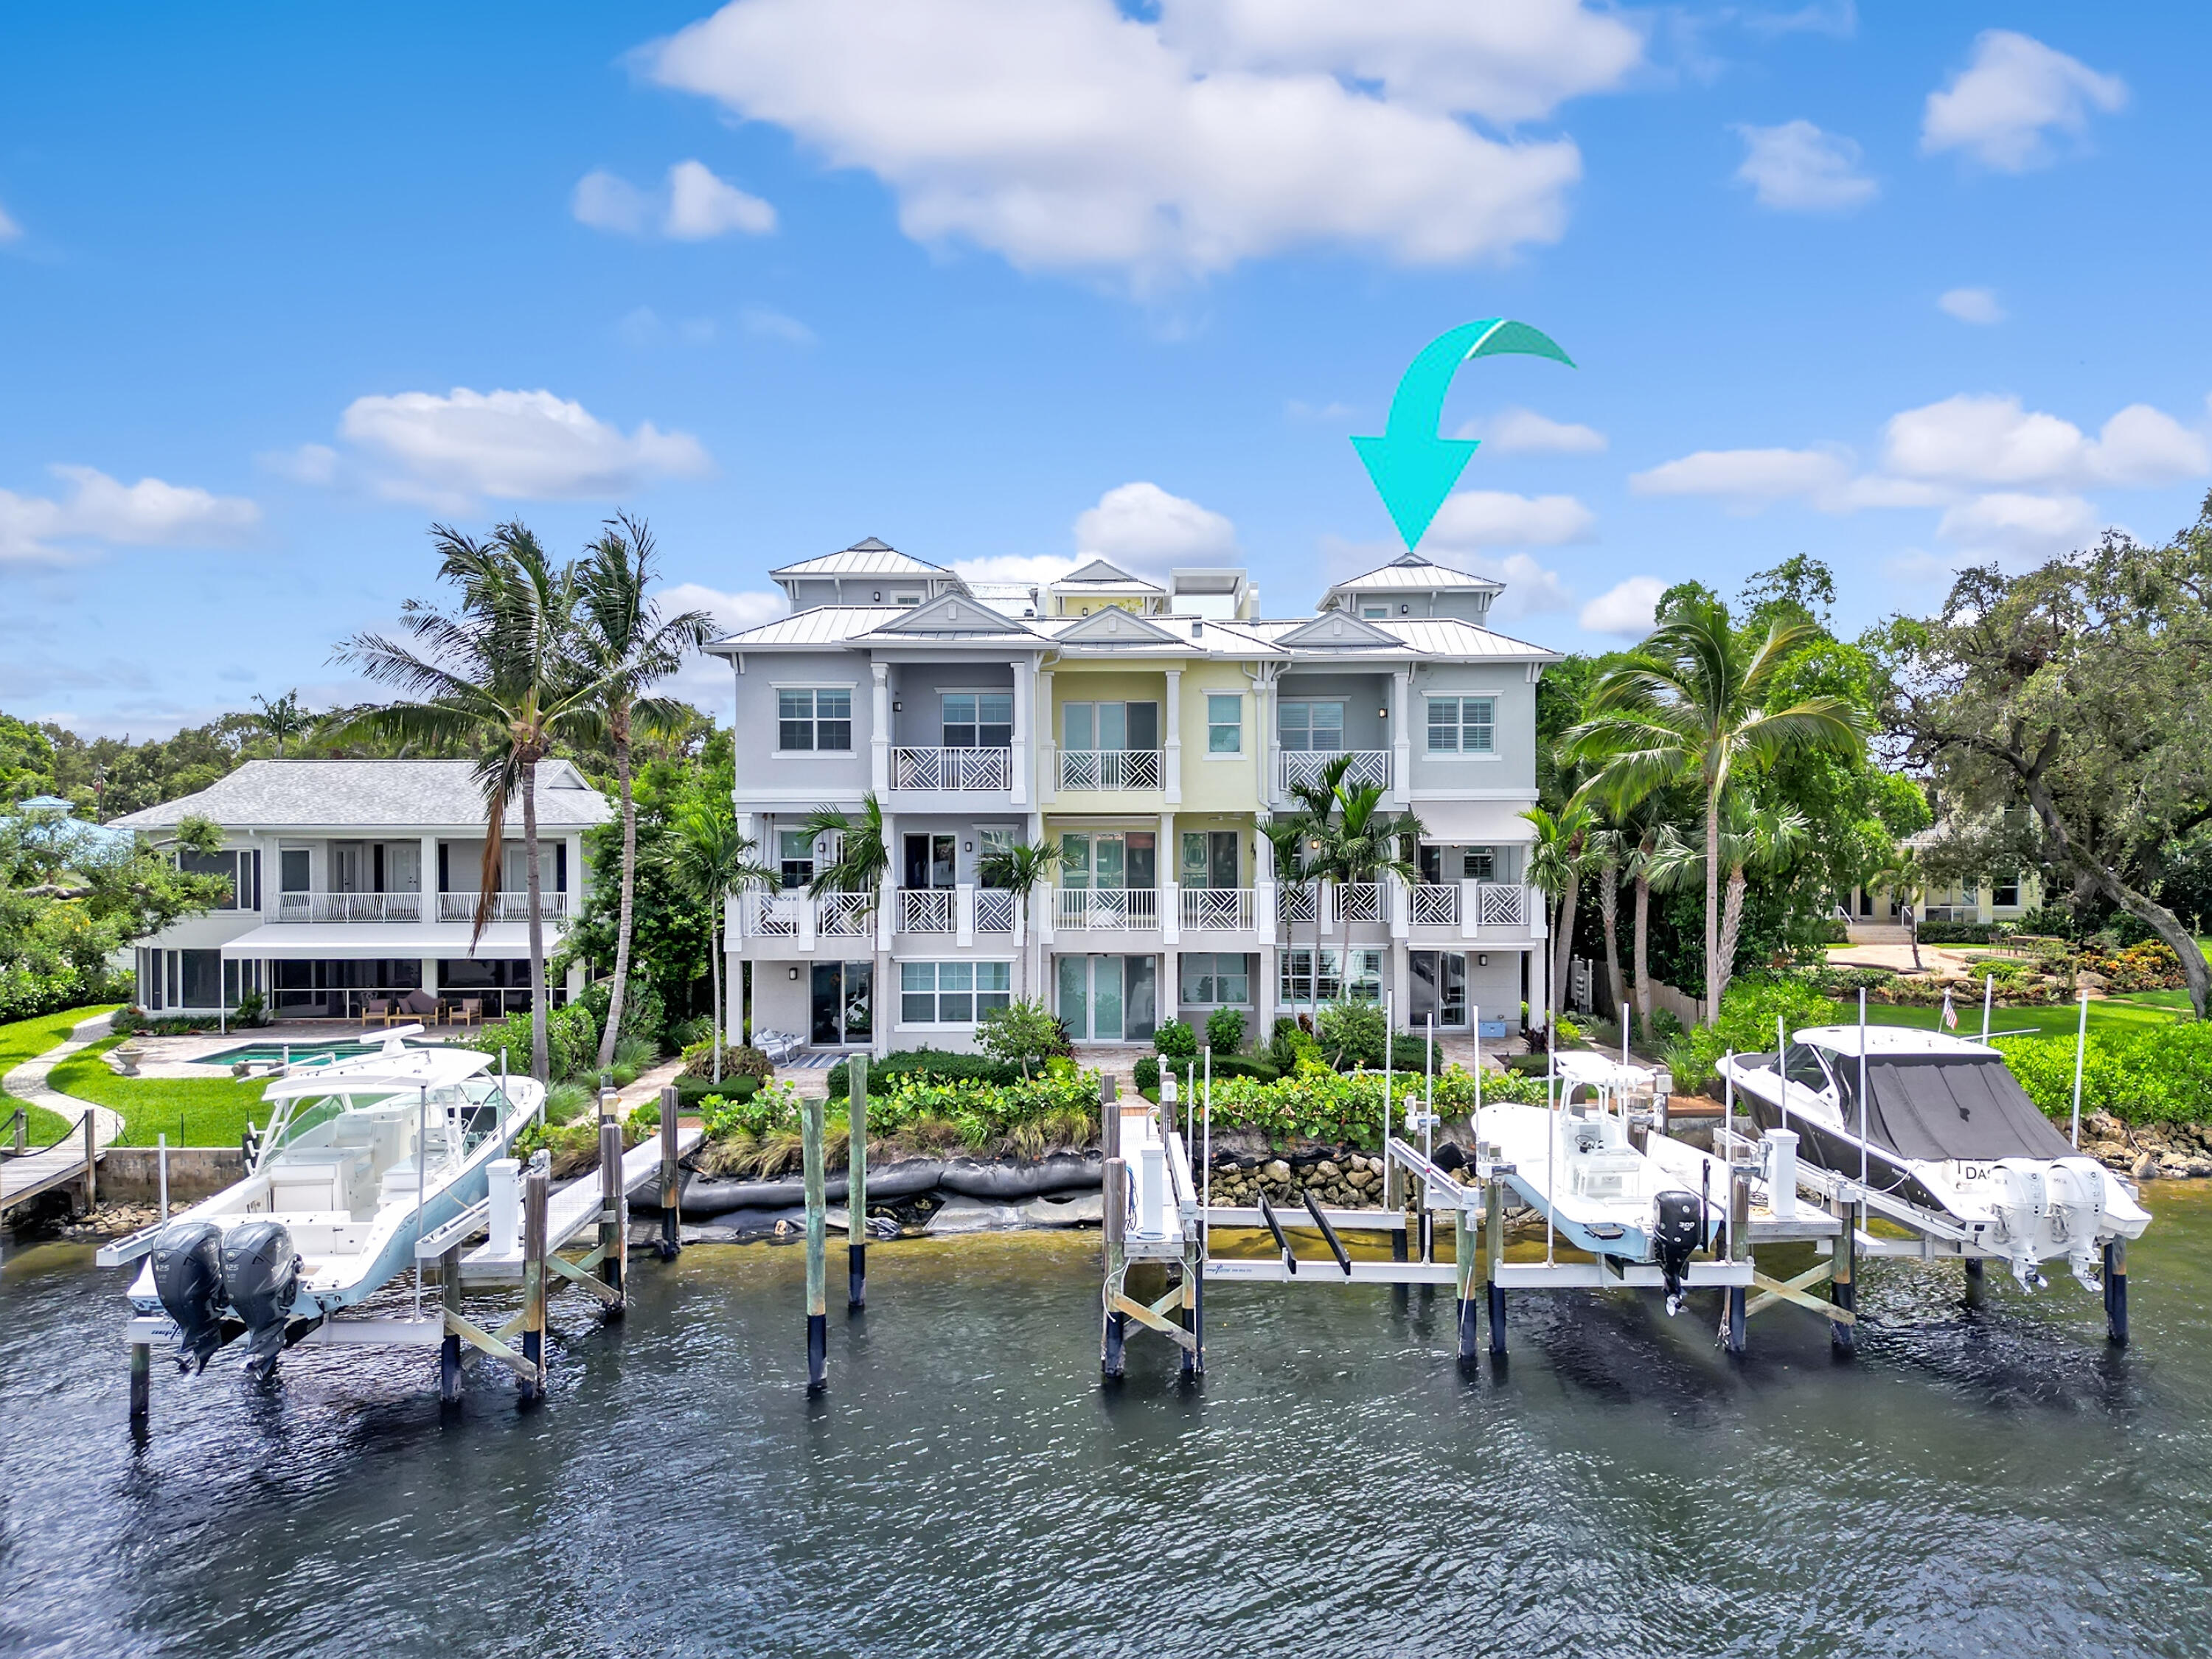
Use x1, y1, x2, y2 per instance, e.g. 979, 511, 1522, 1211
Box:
453, 997, 483, 1029
397, 988, 439, 1023
361, 998, 396, 1029
754, 1029, 805, 1064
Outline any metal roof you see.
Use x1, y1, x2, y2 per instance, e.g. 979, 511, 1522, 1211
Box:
1239, 616, 1557, 659
709, 606, 1052, 650
769, 539, 954, 580
1325, 554, 1504, 595
1056, 557, 1164, 590
107, 759, 611, 832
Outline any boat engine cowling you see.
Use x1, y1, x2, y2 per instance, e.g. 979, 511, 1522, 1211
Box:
1652, 1189, 1703, 1315
151, 1220, 229, 1373
220, 1220, 301, 1375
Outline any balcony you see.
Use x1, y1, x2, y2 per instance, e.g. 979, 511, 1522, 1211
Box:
975, 889, 1016, 934
1331, 883, 1382, 924
900, 889, 956, 934
1058, 748, 1160, 792
891, 745, 1010, 792
435, 891, 569, 924
1473, 883, 1528, 928
1279, 749, 1389, 797
1279, 884, 1317, 925
817, 891, 875, 937
1054, 886, 1160, 932
274, 891, 422, 923
742, 891, 801, 937
1411, 884, 1458, 928
1180, 887, 1255, 933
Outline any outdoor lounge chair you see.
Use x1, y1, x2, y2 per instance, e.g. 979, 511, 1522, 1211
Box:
754, 1029, 804, 1064
452, 997, 482, 1029
361, 998, 396, 1029
397, 988, 439, 1023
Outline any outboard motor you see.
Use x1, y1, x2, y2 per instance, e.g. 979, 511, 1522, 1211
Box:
220, 1220, 302, 1377
151, 1220, 229, 1373
1651, 1189, 1704, 1316
1990, 1161, 2051, 1291
2046, 1158, 2107, 1293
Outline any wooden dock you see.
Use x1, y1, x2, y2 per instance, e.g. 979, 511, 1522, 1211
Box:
1, 1112, 102, 1214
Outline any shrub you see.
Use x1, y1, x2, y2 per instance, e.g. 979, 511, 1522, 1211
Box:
2002, 1021, 2212, 1127
1649, 1008, 1686, 1042
1134, 1055, 1160, 1093
473, 1001, 601, 1082
1913, 921, 1997, 945
1267, 1017, 1316, 1071
2015, 905, 2082, 942
1153, 1020, 1198, 1061
0, 967, 132, 1025
2079, 941, 2186, 992
1204, 1007, 1245, 1054
681, 1040, 773, 1082
1812, 917, 1850, 943
578, 975, 669, 1055
1316, 1000, 1385, 1068
1553, 1017, 1583, 1046
824, 1048, 1020, 1098
703, 1080, 804, 1141
667, 1015, 717, 1051
674, 1074, 759, 1110
978, 1000, 1072, 1075
1662, 1034, 1711, 1093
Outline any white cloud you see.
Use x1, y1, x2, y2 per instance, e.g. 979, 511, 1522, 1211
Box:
0, 465, 260, 563
1921, 30, 2126, 172
951, 553, 1080, 586
1579, 575, 1666, 639
1938, 286, 2004, 325
328, 388, 713, 510
573, 160, 776, 240
1461, 406, 1607, 454
740, 304, 815, 345
656, 581, 787, 711
0, 200, 21, 243
1426, 489, 1594, 546
1882, 394, 2210, 490
1460, 552, 1575, 620
1731, 119, 1877, 212
641, 0, 1599, 282
1074, 481, 1237, 566
1631, 445, 1853, 509
1936, 492, 2100, 560
1154, 0, 1644, 125
665, 159, 777, 238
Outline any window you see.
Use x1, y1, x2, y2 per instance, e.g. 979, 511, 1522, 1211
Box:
1427, 696, 1495, 754
1180, 830, 1237, 888
280, 848, 310, 893
977, 827, 1016, 886
1279, 700, 1344, 752
778, 687, 853, 752
1062, 701, 1158, 751
1361, 605, 1388, 620
1410, 951, 1467, 1028
901, 959, 1010, 1024
1060, 832, 1154, 890
1279, 948, 1383, 1004
1993, 875, 2021, 908
942, 692, 1012, 749
779, 829, 815, 891
1463, 846, 1496, 882
1206, 693, 1242, 754
179, 848, 257, 911
1179, 952, 1250, 1005
902, 832, 956, 890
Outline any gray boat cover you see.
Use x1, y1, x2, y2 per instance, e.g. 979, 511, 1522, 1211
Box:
1839, 1054, 2076, 1163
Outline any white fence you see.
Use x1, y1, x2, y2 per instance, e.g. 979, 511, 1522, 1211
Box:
1180, 887, 1255, 932
1054, 887, 1161, 931
975, 889, 1016, 933
891, 746, 1010, 791
274, 892, 423, 923
1057, 749, 1161, 791
432, 891, 567, 924
899, 889, 956, 934
1279, 750, 1389, 796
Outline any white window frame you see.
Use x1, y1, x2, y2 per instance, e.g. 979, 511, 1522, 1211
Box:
940, 688, 1015, 750
1278, 947, 1384, 1004
773, 683, 858, 756
1178, 951, 1251, 1006
1279, 700, 1345, 753
899, 959, 1012, 1027
1205, 692, 1242, 756
1425, 695, 1498, 757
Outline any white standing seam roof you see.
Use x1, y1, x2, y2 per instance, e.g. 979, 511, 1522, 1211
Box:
768, 540, 957, 580
1055, 557, 1164, 589
217, 922, 554, 960
1326, 554, 1505, 595
709, 606, 1054, 650
106, 759, 611, 832
1237, 616, 1557, 659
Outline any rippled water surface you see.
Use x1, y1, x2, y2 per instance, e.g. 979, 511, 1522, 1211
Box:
4, 1186, 2211, 1658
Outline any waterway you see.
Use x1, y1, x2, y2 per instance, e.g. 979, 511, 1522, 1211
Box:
4, 1186, 2211, 1658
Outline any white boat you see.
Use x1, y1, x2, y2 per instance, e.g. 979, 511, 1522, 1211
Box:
97, 1028, 543, 1374
1478, 1052, 1711, 1310
1716, 1026, 2149, 1290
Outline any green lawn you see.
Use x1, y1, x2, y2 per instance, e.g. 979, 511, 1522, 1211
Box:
45, 1036, 271, 1148
0, 1004, 122, 1144
1862, 990, 2189, 1041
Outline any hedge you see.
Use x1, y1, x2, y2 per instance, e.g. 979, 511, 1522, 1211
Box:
2001, 1022, 2212, 1127
824, 1048, 1022, 1098
0, 967, 133, 1026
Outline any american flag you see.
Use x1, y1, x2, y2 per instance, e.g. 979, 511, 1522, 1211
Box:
1941, 987, 1958, 1031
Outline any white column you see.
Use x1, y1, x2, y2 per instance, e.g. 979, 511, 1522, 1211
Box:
735, 810, 756, 844
877, 809, 897, 951
1011, 657, 1033, 806
1461, 878, 1480, 939
1256, 944, 1278, 1040
1388, 870, 1410, 940
956, 883, 975, 947
420, 834, 438, 919
421, 956, 439, 1004
1162, 947, 1180, 1029
1391, 945, 1410, 1032
1159, 812, 1177, 944
566, 834, 583, 919
871, 660, 891, 795
799, 891, 818, 954
1389, 667, 1411, 807
1037, 670, 1057, 804
1164, 668, 1183, 804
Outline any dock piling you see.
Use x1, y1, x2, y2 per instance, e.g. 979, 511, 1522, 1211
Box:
1963, 1256, 1986, 1310
597, 1104, 626, 1315
803, 1091, 827, 1392
2104, 1239, 2128, 1346
1484, 1172, 1507, 1357
1101, 1156, 1127, 1379
83, 1111, 96, 1214
129, 1338, 150, 1425
1828, 1202, 1857, 1355
1723, 1166, 1750, 1355
656, 1082, 681, 1261
1455, 1205, 1478, 1360
439, 1242, 465, 1402
847, 1055, 869, 1311
520, 1156, 549, 1402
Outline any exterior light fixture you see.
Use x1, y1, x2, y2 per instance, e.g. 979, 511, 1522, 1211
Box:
1477, 953, 1489, 967
872, 589, 882, 602
892, 700, 902, 712
964, 840, 973, 852
1378, 707, 1388, 719
787, 966, 800, 981
1400, 603, 1410, 615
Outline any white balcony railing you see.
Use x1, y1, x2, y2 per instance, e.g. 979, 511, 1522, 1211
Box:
435, 891, 568, 924
1279, 885, 1317, 925
891, 746, 1011, 791
1411, 884, 1459, 928
1180, 887, 1255, 932
1054, 886, 1160, 931
273, 891, 422, 923
975, 889, 1016, 933
900, 888, 956, 933
1058, 748, 1161, 791
1332, 883, 1382, 924
1477, 883, 1528, 929
1279, 749, 1389, 797
818, 891, 875, 937
742, 890, 799, 937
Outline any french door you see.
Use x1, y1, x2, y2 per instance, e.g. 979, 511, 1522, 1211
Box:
810, 961, 874, 1046
1057, 954, 1156, 1042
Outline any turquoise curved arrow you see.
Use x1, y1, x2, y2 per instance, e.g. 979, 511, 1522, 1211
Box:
1352, 319, 1576, 550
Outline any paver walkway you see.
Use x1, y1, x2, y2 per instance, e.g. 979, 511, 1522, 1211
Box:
1, 1011, 121, 1208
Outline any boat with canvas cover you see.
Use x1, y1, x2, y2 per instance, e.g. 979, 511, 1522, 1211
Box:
97, 1027, 543, 1375
1716, 1026, 2149, 1291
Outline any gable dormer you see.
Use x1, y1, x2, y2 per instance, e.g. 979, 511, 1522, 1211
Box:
1274, 611, 1404, 650
1052, 605, 1186, 649
871, 591, 1033, 636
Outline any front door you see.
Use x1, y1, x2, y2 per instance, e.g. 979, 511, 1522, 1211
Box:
903, 833, 956, 891
1057, 955, 1155, 1042
810, 960, 874, 1046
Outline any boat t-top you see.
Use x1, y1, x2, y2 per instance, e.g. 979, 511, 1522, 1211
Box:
1717, 1026, 2149, 1290
98, 1028, 543, 1376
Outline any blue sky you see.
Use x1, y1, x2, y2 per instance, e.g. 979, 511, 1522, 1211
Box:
5, 2, 2208, 736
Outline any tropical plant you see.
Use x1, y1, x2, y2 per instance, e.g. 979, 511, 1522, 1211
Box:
976, 999, 1065, 1077
1523, 800, 1595, 1026
1153, 1019, 1198, 1060
1260, 809, 1324, 1022
979, 838, 1058, 996
1305, 763, 1422, 1008
667, 795, 774, 1085
249, 690, 308, 757
332, 523, 613, 1081
1647, 801, 1811, 1009
573, 515, 715, 1070
1565, 595, 1864, 1024
1205, 1006, 1245, 1054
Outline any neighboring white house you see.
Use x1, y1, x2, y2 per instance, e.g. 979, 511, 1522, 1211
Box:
108, 759, 609, 1019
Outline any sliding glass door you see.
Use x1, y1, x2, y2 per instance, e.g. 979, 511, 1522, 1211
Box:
1056, 955, 1156, 1042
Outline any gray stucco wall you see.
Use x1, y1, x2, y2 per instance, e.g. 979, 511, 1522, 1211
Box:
1405, 664, 1538, 799
889, 661, 1015, 748
1273, 672, 1392, 751
732, 650, 871, 804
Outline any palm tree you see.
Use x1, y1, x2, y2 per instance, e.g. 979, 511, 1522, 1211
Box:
1259, 813, 1323, 1026
1523, 801, 1595, 1027
1281, 754, 1354, 1022
1646, 799, 1811, 1009
1564, 597, 1863, 1025
574, 515, 715, 1071
331, 523, 607, 1082
251, 690, 307, 757
667, 796, 775, 1085
1864, 843, 1930, 971
1587, 824, 1627, 1038
979, 840, 1060, 997
1312, 774, 1422, 1017
803, 792, 891, 1046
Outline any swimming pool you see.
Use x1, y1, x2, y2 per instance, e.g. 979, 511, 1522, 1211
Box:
194, 1037, 445, 1068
